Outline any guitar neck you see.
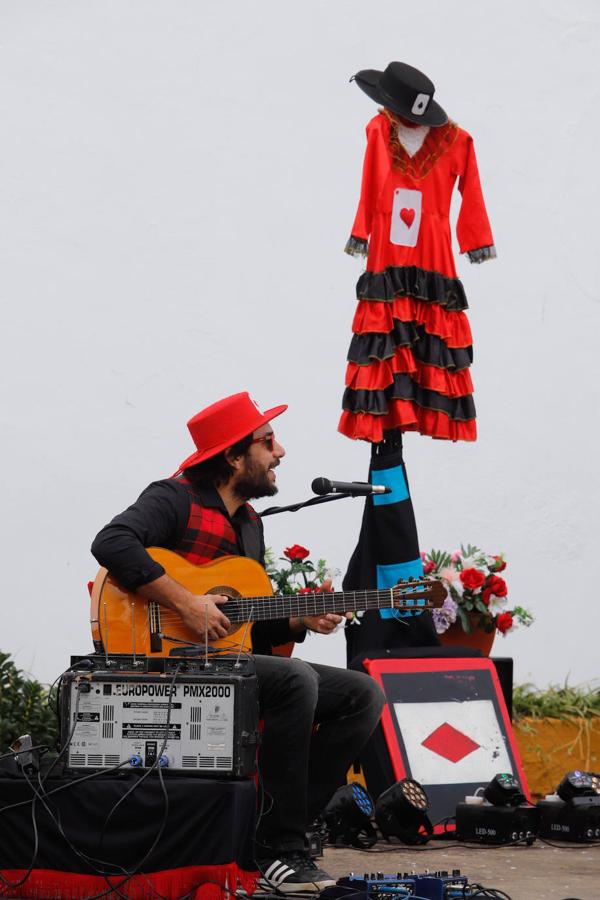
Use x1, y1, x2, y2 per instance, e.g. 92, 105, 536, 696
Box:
225, 585, 433, 624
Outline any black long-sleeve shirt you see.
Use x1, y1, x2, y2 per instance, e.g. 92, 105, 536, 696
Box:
91, 479, 303, 652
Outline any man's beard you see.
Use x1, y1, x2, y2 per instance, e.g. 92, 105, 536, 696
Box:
234, 459, 279, 501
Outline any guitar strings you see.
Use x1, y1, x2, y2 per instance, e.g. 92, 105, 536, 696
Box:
150, 588, 434, 627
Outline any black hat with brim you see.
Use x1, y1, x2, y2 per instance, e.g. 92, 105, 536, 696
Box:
353, 62, 448, 127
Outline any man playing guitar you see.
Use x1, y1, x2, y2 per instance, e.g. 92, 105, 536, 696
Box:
92, 391, 385, 893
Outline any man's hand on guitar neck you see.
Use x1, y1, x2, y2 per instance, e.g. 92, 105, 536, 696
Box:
136, 573, 231, 640
290, 612, 351, 636
289, 579, 353, 636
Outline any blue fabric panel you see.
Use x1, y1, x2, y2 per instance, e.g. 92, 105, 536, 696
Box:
378, 557, 425, 619
372, 465, 409, 506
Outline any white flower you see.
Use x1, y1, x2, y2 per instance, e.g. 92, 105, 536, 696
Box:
349, 610, 364, 624
488, 594, 509, 611
451, 579, 465, 597
439, 566, 458, 583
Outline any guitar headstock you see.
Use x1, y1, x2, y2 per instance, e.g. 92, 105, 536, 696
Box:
392, 577, 447, 611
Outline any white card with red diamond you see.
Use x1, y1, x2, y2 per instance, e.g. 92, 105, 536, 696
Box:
363, 658, 530, 833
390, 188, 422, 247
392, 699, 512, 784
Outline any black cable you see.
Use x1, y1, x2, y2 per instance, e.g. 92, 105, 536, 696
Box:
24, 767, 132, 900
84, 664, 183, 900
0, 760, 132, 820
20, 664, 180, 900
0, 662, 179, 900
177, 880, 267, 900
537, 834, 600, 849
0, 768, 40, 891
37, 670, 83, 787
467, 887, 513, 900
0, 743, 48, 762
1, 660, 258, 900
0, 659, 183, 900
338, 841, 465, 852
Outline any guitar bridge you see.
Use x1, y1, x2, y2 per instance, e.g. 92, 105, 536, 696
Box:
149, 601, 163, 653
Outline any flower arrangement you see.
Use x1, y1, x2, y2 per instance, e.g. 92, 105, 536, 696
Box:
265, 544, 336, 596
421, 544, 534, 637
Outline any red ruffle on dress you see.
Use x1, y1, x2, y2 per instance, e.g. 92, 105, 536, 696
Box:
339, 110, 496, 443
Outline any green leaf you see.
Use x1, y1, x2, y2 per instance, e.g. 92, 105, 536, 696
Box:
457, 606, 470, 632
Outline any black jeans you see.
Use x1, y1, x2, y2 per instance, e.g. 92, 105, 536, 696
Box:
253, 655, 385, 855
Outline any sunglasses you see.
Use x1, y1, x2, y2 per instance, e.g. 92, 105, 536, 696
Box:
251, 434, 275, 451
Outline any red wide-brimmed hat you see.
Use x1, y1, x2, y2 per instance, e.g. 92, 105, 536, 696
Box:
177, 392, 287, 471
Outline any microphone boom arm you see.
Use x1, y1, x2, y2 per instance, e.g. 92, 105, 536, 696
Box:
259, 492, 355, 518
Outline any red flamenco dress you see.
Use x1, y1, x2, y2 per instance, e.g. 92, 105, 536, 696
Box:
339, 109, 496, 443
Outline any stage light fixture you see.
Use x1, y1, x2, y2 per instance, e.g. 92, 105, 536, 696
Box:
537, 770, 600, 842
374, 778, 433, 845
456, 773, 537, 844
556, 770, 597, 802
483, 772, 526, 807
323, 782, 377, 848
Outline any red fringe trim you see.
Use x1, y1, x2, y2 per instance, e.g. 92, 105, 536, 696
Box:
0, 864, 258, 899
351, 297, 472, 349
345, 358, 474, 398
338, 406, 477, 443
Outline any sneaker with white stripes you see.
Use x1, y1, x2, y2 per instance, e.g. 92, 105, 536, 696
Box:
257, 852, 336, 893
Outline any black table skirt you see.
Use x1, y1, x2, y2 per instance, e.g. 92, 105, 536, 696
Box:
0, 773, 257, 899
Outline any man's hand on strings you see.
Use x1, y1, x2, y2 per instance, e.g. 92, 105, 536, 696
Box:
301, 611, 352, 634
183, 595, 231, 640
136, 573, 231, 641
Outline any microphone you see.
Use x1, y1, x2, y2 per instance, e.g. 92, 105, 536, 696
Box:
311, 477, 391, 496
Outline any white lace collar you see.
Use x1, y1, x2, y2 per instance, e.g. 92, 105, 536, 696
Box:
397, 122, 430, 157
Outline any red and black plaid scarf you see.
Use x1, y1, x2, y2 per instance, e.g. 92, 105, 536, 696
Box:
171, 475, 258, 565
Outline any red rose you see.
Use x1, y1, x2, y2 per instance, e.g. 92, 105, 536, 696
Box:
423, 560, 436, 575
486, 575, 507, 598
490, 555, 507, 572
482, 587, 492, 606
284, 544, 310, 561
496, 612, 513, 634
459, 568, 486, 591
298, 586, 314, 594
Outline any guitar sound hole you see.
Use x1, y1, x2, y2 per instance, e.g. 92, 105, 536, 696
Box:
207, 585, 241, 600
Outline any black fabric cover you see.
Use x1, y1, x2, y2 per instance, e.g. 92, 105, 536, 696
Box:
343, 432, 440, 661
0, 773, 256, 874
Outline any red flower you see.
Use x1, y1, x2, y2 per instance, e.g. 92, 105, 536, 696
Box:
486, 575, 507, 598
423, 560, 436, 575
496, 612, 514, 634
459, 568, 486, 591
284, 544, 310, 561
490, 555, 507, 572
298, 586, 314, 594
482, 588, 492, 606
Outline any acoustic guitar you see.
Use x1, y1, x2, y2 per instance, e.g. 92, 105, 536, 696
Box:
90, 548, 447, 658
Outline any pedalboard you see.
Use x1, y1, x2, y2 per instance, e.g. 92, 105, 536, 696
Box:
59, 654, 259, 776
321, 871, 471, 900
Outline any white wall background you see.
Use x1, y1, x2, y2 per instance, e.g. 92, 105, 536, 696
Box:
1, 0, 599, 688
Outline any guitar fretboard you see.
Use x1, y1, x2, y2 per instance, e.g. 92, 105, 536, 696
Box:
222, 585, 433, 624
